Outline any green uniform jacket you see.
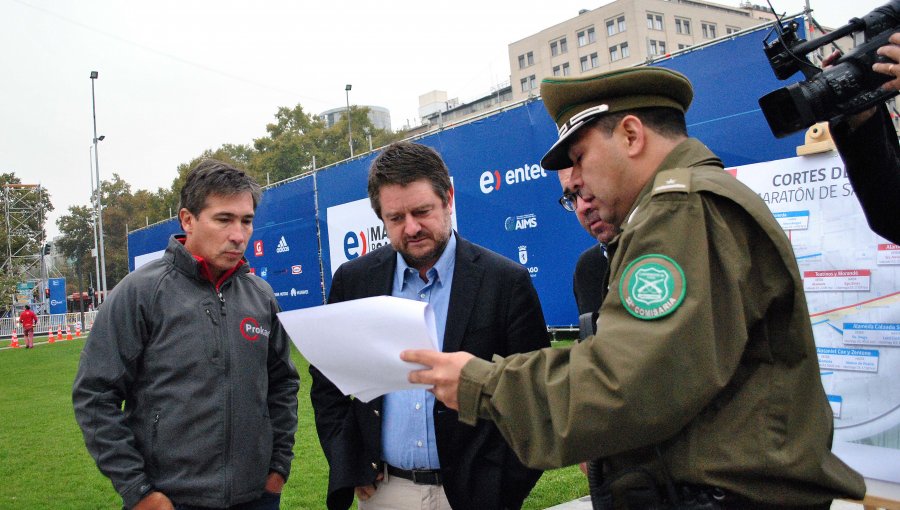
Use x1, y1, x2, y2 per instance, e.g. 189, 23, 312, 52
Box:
458, 138, 865, 505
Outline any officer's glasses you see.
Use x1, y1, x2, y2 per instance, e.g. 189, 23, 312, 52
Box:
558, 189, 584, 212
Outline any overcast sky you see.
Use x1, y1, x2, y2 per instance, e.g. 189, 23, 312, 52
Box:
0, 0, 885, 240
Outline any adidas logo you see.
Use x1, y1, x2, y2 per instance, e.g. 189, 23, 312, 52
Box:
276, 236, 290, 253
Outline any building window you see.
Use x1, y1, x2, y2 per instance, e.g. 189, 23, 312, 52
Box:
609, 42, 629, 61
551, 37, 569, 56
678, 43, 689, 50
553, 63, 572, 76
579, 53, 599, 72
518, 52, 534, 69
647, 13, 663, 31
578, 27, 595, 47
726, 26, 740, 35
648, 40, 667, 56
606, 15, 626, 36
675, 18, 691, 35
520, 74, 537, 92
702, 22, 717, 39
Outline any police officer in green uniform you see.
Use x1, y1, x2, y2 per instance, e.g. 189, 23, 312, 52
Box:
403, 67, 866, 509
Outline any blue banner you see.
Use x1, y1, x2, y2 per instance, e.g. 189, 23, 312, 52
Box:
48, 277, 67, 314
249, 174, 324, 310
129, 26, 807, 327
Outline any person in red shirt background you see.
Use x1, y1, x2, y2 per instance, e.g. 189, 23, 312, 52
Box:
18, 305, 38, 349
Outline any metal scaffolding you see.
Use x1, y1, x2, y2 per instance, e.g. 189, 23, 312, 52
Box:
2, 183, 47, 313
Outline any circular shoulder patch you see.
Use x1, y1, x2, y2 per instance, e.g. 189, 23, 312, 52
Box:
619, 254, 686, 320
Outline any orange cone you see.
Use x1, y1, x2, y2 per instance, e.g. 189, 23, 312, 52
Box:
66, 325, 73, 341
75, 322, 81, 337
10, 329, 20, 348
48, 327, 55, 343
56, 325, 62, 341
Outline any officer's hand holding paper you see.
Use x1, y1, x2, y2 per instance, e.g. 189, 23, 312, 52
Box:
277, 295, 439, 402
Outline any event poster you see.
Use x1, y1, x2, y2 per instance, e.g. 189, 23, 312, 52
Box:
731, 150, 900, 480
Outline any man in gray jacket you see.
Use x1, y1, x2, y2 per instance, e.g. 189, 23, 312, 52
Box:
73, 160, 299, 510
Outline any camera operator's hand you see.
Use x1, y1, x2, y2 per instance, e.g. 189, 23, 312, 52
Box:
823, 32, 900, 131
873, 32, 900, 92
823, 50, 878, 129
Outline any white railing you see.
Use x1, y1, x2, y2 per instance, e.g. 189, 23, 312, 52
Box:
1, 311, 98, 338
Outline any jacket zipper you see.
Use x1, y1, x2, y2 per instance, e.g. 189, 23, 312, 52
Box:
216, 285, 232, 502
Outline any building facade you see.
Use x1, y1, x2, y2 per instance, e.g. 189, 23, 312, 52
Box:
320, 105, 392, 131
508, 0, 777, 102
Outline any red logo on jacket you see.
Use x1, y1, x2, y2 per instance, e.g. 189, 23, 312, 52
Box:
240, 317, 270, 341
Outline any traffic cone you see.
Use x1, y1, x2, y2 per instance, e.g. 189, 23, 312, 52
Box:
48, 326, 55, 344
10, 329, 20, 348
56, 325, 62, 341
66, 325, 73, 341
75, 322, 81, 337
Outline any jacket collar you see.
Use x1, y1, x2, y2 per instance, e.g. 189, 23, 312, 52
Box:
166, 234, 248, 288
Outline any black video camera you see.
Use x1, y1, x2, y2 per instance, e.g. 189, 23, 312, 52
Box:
758, 0, 900, 138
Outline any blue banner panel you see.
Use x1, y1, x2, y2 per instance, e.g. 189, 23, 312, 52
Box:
48, 277, 67, 314
315, 154, 383, 297
248, 174, 324, 311
129, 25, 809, 328
654, 22, 807, 166
127, 218, 181, 272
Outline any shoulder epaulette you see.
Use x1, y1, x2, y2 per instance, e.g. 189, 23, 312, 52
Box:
651, 168, 692, 196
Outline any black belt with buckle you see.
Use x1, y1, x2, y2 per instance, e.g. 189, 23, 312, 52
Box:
385, 463, 442, 485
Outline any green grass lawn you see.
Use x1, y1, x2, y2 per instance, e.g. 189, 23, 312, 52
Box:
0, 337, 587, 509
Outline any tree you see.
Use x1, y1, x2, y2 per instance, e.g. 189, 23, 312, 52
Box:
50, 99, 407, 297
55, 205, 95, 294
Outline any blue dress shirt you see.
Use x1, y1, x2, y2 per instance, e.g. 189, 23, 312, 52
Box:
381, 232, 456, 470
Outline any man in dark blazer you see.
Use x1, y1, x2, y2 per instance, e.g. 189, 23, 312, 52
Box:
557, 167, 617, 340
310, 141, 548, 510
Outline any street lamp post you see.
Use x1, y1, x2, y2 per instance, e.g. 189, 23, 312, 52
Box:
364, 126, 372, 152
90, 71, 108, 304
345, 84, 353, 158
89, 145, 101, 306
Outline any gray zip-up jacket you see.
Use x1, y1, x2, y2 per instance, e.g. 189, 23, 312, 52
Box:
73, 236, 300, 509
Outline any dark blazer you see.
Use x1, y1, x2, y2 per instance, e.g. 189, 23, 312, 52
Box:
310, 234, 549, 510
572, 243, 609, 340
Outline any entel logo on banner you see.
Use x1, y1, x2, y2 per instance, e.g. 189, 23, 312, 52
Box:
344, 225, 390, 260
254, 240, 264, 257
480, 163, 548, 194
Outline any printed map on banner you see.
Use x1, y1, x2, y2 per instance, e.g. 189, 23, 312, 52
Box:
731, 151, 900, 444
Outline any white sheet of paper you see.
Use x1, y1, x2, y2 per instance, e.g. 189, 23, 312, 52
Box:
278, 295, 439, 402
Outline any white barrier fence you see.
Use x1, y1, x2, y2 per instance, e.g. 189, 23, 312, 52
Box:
1, 311, 98, 339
